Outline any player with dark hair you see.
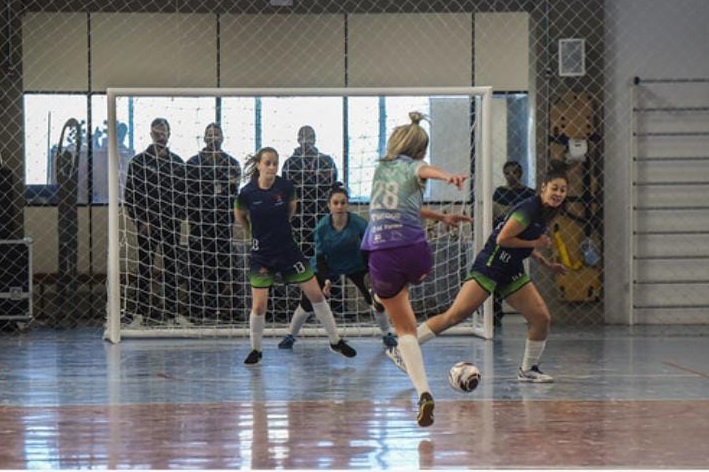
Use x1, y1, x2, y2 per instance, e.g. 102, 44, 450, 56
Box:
386, 161, 570, 383
492, 160, 536, 326
185, 123, 242, 319
235, 147, 356, 365
123, 117, 189, 326
362, 111, 471, 427
278, 183, 397, 350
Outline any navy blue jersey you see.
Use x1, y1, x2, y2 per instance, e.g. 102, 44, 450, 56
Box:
237, 176, 298, 259
478, 195, 547, 268
313, 212, 369, 276
492, 185, 536, 226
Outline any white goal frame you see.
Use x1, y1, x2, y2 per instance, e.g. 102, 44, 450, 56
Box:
104, 86, 494, 343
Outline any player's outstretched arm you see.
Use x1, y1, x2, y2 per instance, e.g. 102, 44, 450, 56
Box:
417, 164, 469, 190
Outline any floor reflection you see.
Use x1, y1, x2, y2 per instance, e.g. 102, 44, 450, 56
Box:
1, 325, 708, 468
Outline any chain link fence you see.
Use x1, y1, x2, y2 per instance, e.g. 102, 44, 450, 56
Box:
1, 0, 708, 332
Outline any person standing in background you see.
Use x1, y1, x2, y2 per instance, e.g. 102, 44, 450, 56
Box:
185, 123, 242, 320
124, 117, 190, 327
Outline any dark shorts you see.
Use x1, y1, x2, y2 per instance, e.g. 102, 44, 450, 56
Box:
367, 241, 433, 299
249, 249, 314, 289
466, 256, 530, 298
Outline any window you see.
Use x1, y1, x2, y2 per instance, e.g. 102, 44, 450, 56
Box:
24, 92, 532, 205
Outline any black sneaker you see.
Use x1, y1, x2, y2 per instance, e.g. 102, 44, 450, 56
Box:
244, 349, 262, 365
278, 334, 296, 349
382, 332, 398, 347
417, 392, 435, 427
329, 339, 357, 358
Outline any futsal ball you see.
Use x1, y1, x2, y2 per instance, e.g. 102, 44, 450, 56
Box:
448, 361, 481, 393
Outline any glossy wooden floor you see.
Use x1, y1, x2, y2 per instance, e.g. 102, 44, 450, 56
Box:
1, 319, 708, 469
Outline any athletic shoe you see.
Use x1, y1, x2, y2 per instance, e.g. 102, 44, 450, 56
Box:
382, 332, 398, 347
244, 350, 262, 365
517, 365, 554, 383
370, 289, 385, 313
385, 346, 408, 374
278, 334, 296, 349
330, 339, 357, 358
417, 392, 435, 427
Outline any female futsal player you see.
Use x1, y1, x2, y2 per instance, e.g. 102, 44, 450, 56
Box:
278, 183, 397, 350
362, 111, 471, 427
386, 161, 570, 383
235, 147, 356, 365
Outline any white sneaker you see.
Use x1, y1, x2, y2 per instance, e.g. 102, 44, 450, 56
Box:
517, 365, 554, 383
385, 347, 408, 374
173, 314, 194, 327
125, 315, 144, 329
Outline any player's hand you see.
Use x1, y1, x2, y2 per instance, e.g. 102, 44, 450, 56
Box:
441, 213, 474, 228
535, 234, 552, 248
322, 279, 332, 297
446, 174, 469, 191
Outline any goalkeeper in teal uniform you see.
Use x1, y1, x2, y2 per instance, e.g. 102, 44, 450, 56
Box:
235, 147, 356, 365
278, 184, 397, 350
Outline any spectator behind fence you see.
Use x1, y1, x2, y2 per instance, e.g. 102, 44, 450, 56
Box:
185, 123, 242, 320
123, 117, 190, 327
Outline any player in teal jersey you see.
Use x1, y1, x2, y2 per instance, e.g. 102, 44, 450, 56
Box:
278, 184, 397, 350
235, 147, 356, 365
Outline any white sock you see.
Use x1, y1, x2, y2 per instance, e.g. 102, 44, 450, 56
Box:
397, 334, 430, 396
417, 323, 436, 345
372, 308, 391, 334
521, 339, 547, 371
250, 312, 265, 351
289, 305, 311, 336
311, 300, 340, 344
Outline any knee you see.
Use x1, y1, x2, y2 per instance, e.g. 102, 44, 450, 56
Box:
251, 304, 267, 316
529, 310, 551, 331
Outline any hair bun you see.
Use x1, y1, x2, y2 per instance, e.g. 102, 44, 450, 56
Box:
409, 111, 426, 125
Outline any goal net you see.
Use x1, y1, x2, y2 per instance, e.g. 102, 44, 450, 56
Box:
104, 87, 494, 343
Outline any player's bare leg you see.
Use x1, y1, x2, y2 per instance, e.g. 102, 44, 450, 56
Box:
506, 283, 553, 382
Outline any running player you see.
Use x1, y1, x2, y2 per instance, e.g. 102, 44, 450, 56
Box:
386, 161, 570, 383
362, 111, 471, 427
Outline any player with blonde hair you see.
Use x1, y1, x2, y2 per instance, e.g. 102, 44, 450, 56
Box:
362, 112, 471, 427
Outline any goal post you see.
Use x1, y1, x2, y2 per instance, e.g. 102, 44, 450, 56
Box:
104, 86, 494, 343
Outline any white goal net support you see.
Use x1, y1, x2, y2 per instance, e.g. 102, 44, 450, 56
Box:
104, 87, 494, 343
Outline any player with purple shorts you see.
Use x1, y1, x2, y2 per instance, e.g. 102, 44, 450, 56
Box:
361, 111, 471, 427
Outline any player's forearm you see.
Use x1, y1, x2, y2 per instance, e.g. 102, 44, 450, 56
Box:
420, 207, 447, 221
418, 164, 451, 182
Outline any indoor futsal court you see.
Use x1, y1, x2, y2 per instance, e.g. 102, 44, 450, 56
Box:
1, 321, 708, 469
2, 0, 709, 470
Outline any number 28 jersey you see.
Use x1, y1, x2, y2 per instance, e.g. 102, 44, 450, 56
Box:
361, 155, 427, 251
